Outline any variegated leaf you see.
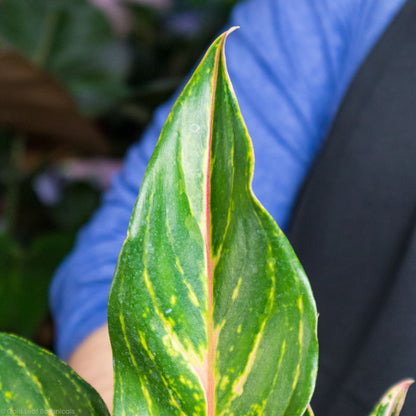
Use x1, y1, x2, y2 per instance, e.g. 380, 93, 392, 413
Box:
108, 28, 318, 416
369, 379, 413, 416
0, 333, 109, 415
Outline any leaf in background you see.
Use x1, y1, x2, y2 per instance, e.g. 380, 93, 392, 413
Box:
369, 380, 414, 416
48, 181, 101, 231
0, 51, 109, 154
0, 232, 75, 338
0, 0, 129, 116
0, 333, 109, 415
108, 28, 318, 415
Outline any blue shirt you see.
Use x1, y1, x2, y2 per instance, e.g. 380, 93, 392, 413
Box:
50, 0, 407, 361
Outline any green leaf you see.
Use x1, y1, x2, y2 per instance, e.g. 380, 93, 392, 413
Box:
0, 333, 109, 415
0, 0, 128, 116
369, 379, 414, 416
108, 28, 318, 415
0, 233, 74, 338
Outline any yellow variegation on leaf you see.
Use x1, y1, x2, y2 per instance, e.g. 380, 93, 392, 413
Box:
0, 333, 109, 415
0, 27, 412, 416
108, 27, 318, 416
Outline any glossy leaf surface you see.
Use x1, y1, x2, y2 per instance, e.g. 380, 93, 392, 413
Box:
108, 28, 318, 416
0, 333, 109, 415
369, 379, 413, 416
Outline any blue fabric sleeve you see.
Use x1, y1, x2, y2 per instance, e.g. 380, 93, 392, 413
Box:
49, 0, 406, 361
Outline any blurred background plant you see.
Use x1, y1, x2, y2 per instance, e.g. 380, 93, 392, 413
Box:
0, 0, 238, 350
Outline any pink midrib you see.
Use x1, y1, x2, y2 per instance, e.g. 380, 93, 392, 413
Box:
205, 36, 225, 416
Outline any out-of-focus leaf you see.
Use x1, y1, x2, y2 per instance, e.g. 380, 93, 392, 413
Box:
49, 181, 101, 231
0, 232, 74, 338
0, 333, 109, 415
0, 51, 109, 154
0, 0, 129, 116
108, 28, 318, 416
369, 379, 414, 416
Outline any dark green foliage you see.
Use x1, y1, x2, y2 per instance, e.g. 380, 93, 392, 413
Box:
0, 0, 129, 116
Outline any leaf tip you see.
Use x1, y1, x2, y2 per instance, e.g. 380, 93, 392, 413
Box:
221, 26, 239, 45
371, 379, 414, 416
392, 378, 414, 396
225, 26, 240, 36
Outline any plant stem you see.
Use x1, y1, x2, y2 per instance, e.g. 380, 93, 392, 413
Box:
33, 9, 61, 67
4, 134, 25, 237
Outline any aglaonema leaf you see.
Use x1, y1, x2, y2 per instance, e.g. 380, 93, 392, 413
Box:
368, 379, 414, 416
108, 28, 318, 416
0, 333, 109, 415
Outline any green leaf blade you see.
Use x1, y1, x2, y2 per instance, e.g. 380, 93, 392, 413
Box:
0, 333, 109, 415
109, 28, 318, 416
369, 379, 414, 416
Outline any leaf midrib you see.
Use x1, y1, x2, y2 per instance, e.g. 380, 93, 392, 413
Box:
205, 33, 227, 416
